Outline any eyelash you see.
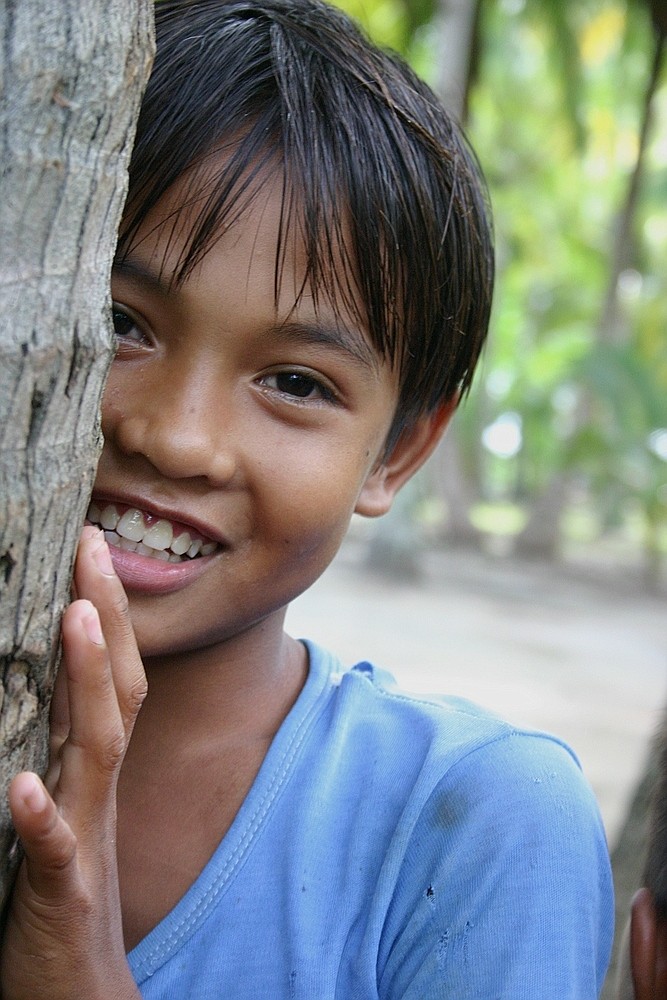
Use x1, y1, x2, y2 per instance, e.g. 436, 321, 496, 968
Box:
258, 370, 338, 405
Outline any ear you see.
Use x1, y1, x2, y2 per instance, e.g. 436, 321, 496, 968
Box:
629, 887, 667, 1000
355, 397, 456, 519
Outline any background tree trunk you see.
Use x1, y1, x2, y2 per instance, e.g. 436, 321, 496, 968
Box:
364, 0, 483, 574
0, 0, 153, 919
435, 0, 481, 123
429, 0, 484, 547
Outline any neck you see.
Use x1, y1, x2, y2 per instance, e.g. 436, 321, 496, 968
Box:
132, 612, 308, 749
115, 615, 309, 950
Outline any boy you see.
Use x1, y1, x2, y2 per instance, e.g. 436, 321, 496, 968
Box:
1, 1, 613, 996
616, 712, 667, 999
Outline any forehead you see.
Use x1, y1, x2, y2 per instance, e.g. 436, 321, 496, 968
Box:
119, 151, 365, 328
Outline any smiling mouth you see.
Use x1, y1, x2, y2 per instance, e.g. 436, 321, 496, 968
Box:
86, 501, 220, 564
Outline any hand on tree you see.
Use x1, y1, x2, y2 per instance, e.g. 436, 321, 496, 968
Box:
0, 526, 146, 1000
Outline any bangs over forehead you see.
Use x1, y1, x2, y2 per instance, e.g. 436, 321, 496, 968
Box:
120, 136, 364, 345
118, 0, 494, 430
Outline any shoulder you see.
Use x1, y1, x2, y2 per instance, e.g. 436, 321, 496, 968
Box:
310, 641, 585, 793
297, 644, 614, 995
325, 665, 615, 998
305, 640, 608, 868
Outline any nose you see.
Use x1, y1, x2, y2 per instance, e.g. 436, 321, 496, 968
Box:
103, 360, 238, 485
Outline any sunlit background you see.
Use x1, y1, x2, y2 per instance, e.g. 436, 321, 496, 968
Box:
331, 0, 667, 583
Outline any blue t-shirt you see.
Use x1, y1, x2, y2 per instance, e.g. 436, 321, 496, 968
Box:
128, 640, 614, 998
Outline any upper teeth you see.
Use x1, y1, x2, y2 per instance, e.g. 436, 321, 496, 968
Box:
87, 502, 217, 560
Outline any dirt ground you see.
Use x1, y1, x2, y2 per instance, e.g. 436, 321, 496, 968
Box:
286, 535, 667, 853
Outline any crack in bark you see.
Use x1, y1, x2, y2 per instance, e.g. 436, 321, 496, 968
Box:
0, 657, 41, 754
26, 371, 57, 448
0, 552, 15, 585
64, 321, 80, 398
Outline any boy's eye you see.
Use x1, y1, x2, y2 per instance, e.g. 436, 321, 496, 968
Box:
111, 304, 144, 343
261, 371, 336, 402
274, 373, 319, 397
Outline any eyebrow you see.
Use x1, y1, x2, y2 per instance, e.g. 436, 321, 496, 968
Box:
112, 256, 172, 296
273, 320, 380, 373
112, 255, 380, 374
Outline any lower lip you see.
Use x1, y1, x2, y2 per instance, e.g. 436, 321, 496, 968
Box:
108, 543, 218, 595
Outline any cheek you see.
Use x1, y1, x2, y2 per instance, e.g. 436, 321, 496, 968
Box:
101, 396, 122, 431
282, 514, 352, 567
100, 371, 127, 433
258, 479, 360, 588
260, 447, 371, 534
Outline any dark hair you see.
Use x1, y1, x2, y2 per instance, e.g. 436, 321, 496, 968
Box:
118, 0, 494, 444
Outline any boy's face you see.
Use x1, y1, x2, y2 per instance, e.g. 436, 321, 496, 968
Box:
92, 166, 403, 658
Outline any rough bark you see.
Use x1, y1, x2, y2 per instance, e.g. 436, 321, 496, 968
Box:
0, 0, 153, 918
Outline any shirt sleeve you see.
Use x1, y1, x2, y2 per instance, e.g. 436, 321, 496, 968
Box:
376, 731, 614, 999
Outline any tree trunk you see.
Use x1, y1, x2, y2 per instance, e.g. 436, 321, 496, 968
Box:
431, 421, 482, 546
597, 28, 664, 349
436, 0, 482, 123
431, 0, 484, 548
0, 0, 153, 919
513, 471, 570, 560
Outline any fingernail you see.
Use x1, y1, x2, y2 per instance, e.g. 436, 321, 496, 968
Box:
23, 779, 48, 814
92, 537, 115, 576
82, 606, 104, 646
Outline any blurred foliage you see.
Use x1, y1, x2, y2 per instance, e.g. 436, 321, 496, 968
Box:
335, 0, 667, 581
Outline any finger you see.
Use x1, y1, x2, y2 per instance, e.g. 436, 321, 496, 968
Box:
73, 528, 147, 739
48, 527, 122, 773
8, 772, 80, 903
57, 600, 127, 811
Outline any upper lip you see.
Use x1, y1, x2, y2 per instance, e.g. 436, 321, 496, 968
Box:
91, 490, 228, 546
